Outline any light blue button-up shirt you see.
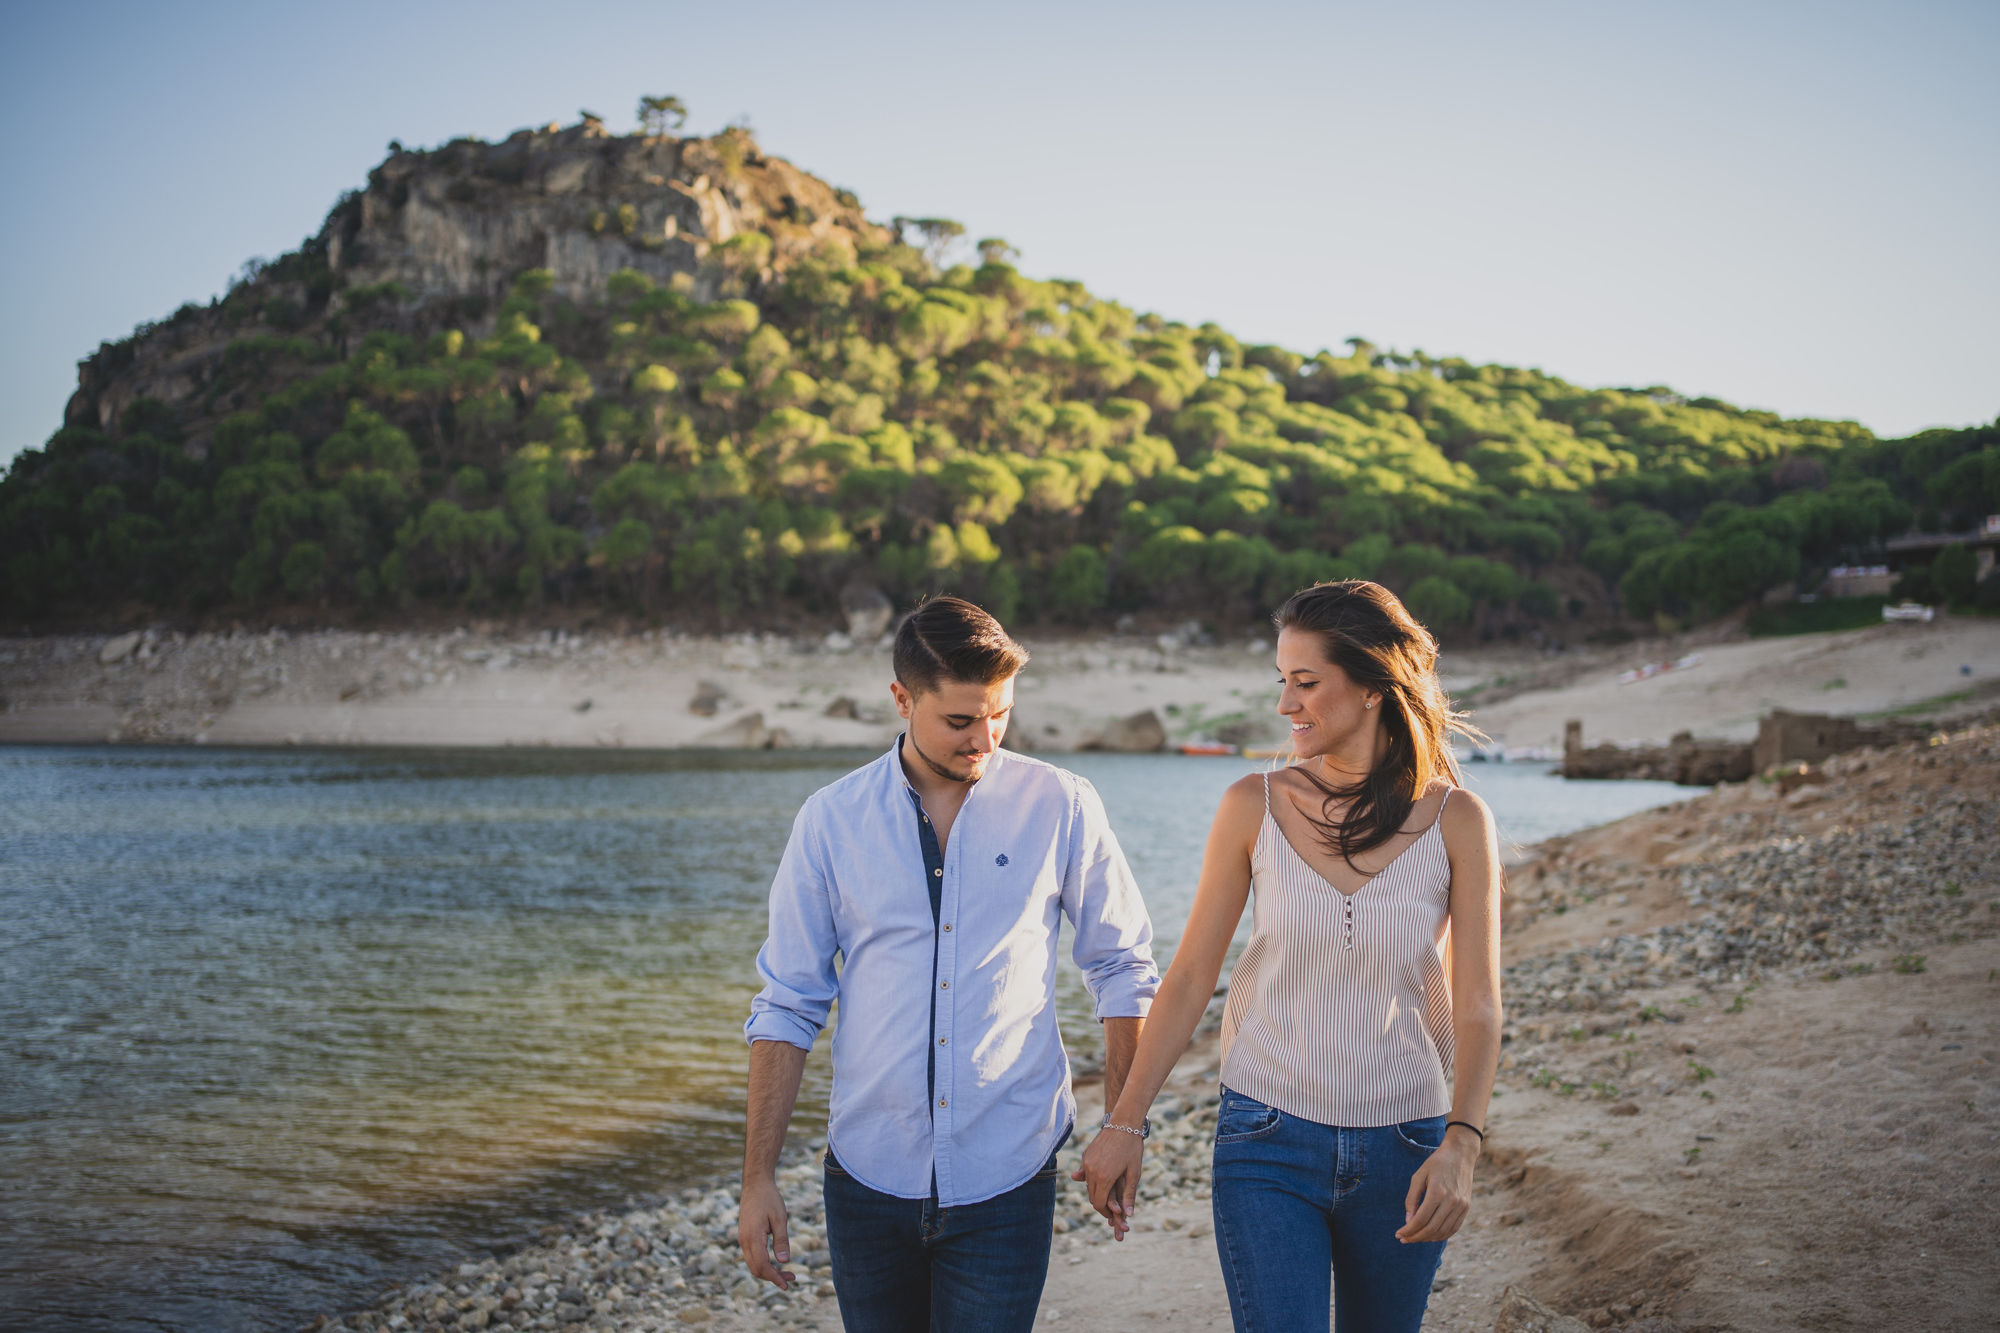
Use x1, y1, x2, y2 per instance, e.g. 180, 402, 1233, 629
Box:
745, 740, 1160, 1206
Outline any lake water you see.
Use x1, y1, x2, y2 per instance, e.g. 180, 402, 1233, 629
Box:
0, 745, 1688, 1330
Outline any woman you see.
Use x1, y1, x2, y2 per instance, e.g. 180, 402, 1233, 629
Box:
1081, 580, 1502, 1332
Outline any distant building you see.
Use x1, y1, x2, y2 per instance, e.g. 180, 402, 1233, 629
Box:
1882, 517, 2000, 583
1820, 564, 1895, 599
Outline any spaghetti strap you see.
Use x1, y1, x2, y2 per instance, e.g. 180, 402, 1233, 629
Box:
1430, 785, 1452, 830
1261, 771, 1271, 814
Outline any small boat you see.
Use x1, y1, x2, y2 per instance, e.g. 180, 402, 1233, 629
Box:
1616, 652, 1703, 685
1179, 742, 1240, 756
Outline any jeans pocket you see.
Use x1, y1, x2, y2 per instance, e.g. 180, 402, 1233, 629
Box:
822, 1146, 850, 1176
1214, 1089, 1283, 1144
1391, 1115, 1446, 1155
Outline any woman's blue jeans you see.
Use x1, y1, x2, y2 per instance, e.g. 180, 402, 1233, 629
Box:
1210, 1087, 1448, 1333
822, 1145, 1059, 1333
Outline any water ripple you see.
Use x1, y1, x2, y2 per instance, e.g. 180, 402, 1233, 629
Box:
0, 745, 1685, 1330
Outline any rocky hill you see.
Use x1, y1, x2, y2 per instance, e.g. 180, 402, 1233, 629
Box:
67, 119, 882, 444
6, 111, 1996, 634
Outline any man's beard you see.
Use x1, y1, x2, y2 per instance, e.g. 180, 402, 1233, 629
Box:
909, 729, 984, 783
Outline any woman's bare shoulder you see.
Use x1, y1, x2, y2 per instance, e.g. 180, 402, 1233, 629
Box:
1218, 770, 1270, 813
1207, 772, 1269, 836
1438, 783, 1497, 846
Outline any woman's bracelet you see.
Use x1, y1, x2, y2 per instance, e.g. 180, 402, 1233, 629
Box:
1445, 1119, 1485, 1144
1099, 1116, 1151, 1140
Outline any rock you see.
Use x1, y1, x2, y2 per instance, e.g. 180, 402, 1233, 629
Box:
99, 631, 143, 665
677, 1309, 711, 1325
1493, 1286, 1592, 1333
698, 712, 770, 748
1606, 1101, 1641, 1116
688, 681, 731, 717
840, 583, 894, 642
822, 696, 859, 719
1080, 709, 1167, 753
1213, 716, 1278, 747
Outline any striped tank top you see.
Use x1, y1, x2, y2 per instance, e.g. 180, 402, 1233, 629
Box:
1217, 774, 1456, 1127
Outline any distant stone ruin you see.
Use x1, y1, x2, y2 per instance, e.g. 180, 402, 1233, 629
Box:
1562, 709, 1928, 785
1560, 720, 1753, 785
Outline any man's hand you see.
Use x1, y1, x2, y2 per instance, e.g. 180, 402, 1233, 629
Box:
737, 1175, 796, 1290
1076, 1128, 1144, 1241
740, 1041, 808, 1287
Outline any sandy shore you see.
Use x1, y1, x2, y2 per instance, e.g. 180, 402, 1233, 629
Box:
2, 615, 1996, 754
302, 718, 1998, 1333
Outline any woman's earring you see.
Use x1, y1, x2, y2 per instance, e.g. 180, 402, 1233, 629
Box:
1364, 699, 1376, 709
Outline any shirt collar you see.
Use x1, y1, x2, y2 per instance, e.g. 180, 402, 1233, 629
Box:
890, 732, 1002, 804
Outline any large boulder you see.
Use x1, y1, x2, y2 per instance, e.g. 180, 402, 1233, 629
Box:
1080, 710, 1167, 753
99, 631, 142, 665
687, 680, 732, 717
697, 712, 771, 748
1213, 714, 1279, 748
840, 583, 894, 642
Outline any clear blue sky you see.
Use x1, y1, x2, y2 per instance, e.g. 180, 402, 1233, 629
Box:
3, 0, 1995, 469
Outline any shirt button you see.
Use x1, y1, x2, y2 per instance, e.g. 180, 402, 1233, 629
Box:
940, 981, 949, 990
942, 924, 952, 933
938, 1037, 948, 1045
938, 1098, 948, 1108
933, 868, 943, 877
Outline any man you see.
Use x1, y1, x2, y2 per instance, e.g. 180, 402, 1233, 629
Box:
738, 596, 1160, 1332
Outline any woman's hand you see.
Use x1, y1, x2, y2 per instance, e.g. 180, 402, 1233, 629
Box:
1076, 1127, 1145, 1241
1396, 1133, 1477, 1243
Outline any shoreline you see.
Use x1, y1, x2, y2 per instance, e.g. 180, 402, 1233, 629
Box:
302, 719, 1999, 1333
3, 616, 1996, 760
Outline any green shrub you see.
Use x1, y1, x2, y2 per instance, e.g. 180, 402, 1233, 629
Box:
1931, 543, 1977, 605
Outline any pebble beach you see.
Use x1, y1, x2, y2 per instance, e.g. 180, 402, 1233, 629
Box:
303, 718, 1999, 1333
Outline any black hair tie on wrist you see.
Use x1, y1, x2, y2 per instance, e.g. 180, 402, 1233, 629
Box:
1445, 1120, 1485, 1143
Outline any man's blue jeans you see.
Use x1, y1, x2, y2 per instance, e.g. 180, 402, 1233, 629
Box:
1209, 1087, 1448, 1333
822, 1145, 1058, 1333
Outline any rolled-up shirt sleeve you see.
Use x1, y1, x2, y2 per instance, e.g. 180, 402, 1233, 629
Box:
745, 797, 839, 1050
1062, 776, 1161, 1021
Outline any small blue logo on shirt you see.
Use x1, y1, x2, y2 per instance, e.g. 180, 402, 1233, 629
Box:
995, 853, 1009, 867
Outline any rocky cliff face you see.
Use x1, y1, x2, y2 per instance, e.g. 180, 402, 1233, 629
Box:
333, 120, 880, 303
66, 119, 886, 438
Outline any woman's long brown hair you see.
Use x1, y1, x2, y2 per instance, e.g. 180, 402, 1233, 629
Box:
1274, 580, 1486, 871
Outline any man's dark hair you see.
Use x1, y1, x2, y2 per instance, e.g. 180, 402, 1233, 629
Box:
893, 595, 1029, 696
